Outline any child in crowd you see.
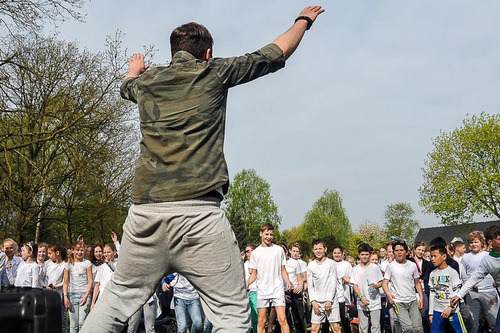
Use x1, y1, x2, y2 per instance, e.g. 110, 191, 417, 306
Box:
351, 243, 383, 333
46, 242, 68, 333
247, 223, 292, 333
63, 241, 93, 333
307, 239, 340, 333
460, 230, 498, 332
428, 245, 466, 333
370, 251, 379, 265
15, 242, 41, 288
332, 245, 352, 333
91, 243, 117, 311
382, 240, 423, 333
1, 238, 22, 288
451, 225, 500, 332
244, 244, 258, 333
37, 242, 48, 286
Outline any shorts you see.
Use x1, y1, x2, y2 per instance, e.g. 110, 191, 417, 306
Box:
311, 301, 340, 324
257, 296, 286, 308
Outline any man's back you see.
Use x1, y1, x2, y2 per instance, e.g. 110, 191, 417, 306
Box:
120, 45, 285, 204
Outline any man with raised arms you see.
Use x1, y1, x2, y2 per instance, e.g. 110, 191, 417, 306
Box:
82, 5, 324, 333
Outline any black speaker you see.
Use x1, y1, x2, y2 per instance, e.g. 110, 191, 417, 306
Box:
0, 287, 62, 333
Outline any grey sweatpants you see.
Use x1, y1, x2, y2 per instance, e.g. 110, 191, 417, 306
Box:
394, 300, 422, 333
81, 199, 251, 333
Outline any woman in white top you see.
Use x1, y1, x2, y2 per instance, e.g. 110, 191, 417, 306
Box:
63, 241, 93, 333
14, 242, 41, 288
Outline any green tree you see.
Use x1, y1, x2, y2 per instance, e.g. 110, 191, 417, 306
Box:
352, 221, 387, 250
281, 224, 312, 259
419, 113, 500, 224
301, 189, 352, 252
224, 169, 282, 248
384, 202, 420, 244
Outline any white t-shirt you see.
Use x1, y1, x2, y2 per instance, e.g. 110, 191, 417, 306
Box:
307, 258, 337, 303
461, 251, 496, 292
45, 261, 65, 287
351, 263, 383, 311
298, 259, 307, 273
38, 261, 47, 287
428, 266, 461, 314
92, 263, 104, 287
333, 260, 352, 303
95, 261, 115, 294
244, 260, 257, 292
380, 259, 390, 274
173, 273, 199, 300
14, 261, 41, 288
384, 260, 419, 303
285, 258, 302, 289
65, 259, 92, 293
249, 244, 286, 299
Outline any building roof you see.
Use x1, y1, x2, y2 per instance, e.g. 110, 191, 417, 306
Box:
414, 220, 499, 245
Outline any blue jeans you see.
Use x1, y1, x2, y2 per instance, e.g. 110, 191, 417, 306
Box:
174, 297, 204, 333
68, 292, 88, 332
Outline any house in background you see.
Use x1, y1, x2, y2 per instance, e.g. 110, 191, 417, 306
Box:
414, 220, 499, 245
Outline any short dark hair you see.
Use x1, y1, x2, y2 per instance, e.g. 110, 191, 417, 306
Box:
484, 225, 500, 242
170, 22, 213, 60
430, 237, 446, 248
393, 240, 409, 252
430, 245, 447, 255
332, 245, 344, 253
358, 243, 373, 254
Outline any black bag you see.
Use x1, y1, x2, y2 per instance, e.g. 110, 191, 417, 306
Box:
0, 287, 62, 333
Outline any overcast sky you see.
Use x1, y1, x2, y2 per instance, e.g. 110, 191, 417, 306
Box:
55, 0, 500, 232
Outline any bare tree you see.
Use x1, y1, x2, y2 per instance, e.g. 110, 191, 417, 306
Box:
0, 33, 138, 243
0, 0, 84, 34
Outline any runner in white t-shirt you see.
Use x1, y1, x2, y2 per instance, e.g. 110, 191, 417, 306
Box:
246, 223, 292, 333
382, 240, 423, 333
351, 243, 383, 333
307, 240, 340, 333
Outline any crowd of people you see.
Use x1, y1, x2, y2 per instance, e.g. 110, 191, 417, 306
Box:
243, 223, 500, 333
0, 234, 176, 333
0, 223, 498, 333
